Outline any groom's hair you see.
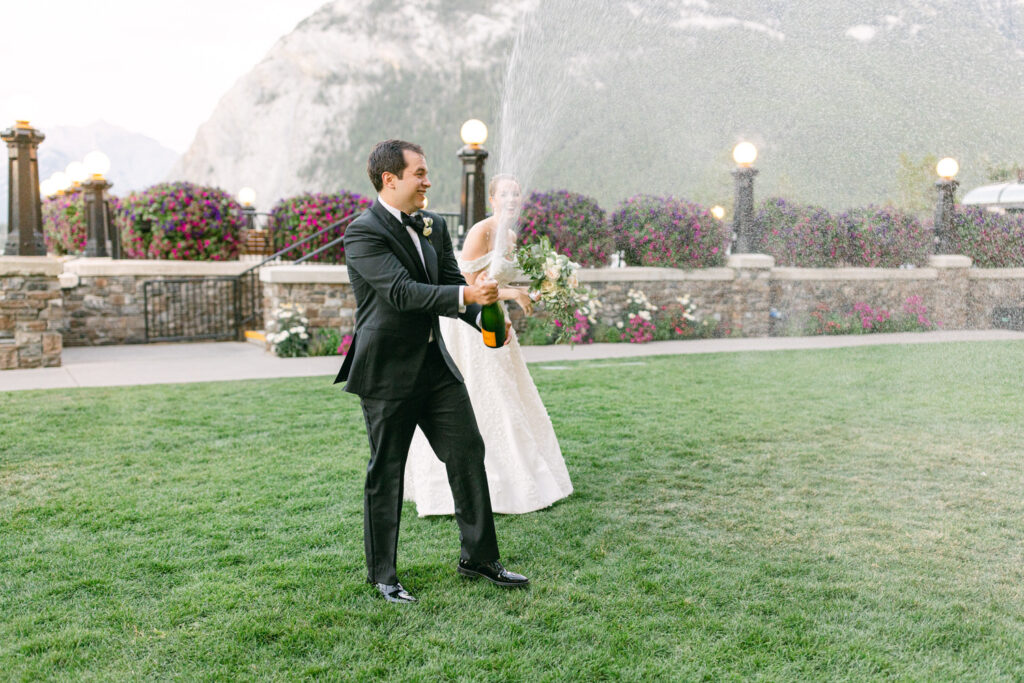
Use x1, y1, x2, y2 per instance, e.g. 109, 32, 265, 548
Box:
368, 139, 424, 192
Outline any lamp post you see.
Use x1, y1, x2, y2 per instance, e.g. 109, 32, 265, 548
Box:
933, 157, 959, 254
82, 151, 114, 258
3, 116, 46, 255
239, 186, 257, 230
457, 118, 489, 247
730, 142, 759, 254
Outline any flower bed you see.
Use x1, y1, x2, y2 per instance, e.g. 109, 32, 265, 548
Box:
112, 182, 243, 260
517, 190, 612, 267
267, 192, 371, 264
609, 195, 726, 268
805, 296, 940, 334
42, 190, 87, 255
947, 207, 1024, 267
757, 199, 928, 267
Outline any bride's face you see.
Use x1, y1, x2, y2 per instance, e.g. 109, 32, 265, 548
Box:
491, 181, 521, 215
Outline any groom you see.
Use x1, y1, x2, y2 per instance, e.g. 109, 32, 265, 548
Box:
335, 139, 528, 603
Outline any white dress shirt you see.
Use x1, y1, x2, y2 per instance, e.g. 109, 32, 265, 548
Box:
377, 196, 466, 315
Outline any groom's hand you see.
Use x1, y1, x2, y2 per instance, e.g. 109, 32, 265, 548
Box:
465, 277, 499, 305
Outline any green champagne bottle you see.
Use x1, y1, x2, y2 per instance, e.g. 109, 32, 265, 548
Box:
480, 301, 507, 348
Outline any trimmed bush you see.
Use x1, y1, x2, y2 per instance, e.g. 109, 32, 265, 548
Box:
267, 192, 371, 264
947, 207, 1024, 267
112, 182, 243, 260
517, 190, 612, 267
757, 199, 930, 267
837, 206, 929, 267
42, 190, 87, 255
755, 198, 844, 267
609, 194, 726, 268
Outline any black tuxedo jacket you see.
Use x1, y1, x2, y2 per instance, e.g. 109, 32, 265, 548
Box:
334, 200, 480, 399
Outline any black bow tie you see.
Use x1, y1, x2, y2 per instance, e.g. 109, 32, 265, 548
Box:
403, 213, 425, 232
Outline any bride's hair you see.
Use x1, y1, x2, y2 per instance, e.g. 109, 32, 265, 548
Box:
488, 174, 519, 197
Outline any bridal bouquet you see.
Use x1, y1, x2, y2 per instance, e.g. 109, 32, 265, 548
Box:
515, 236, 588, 344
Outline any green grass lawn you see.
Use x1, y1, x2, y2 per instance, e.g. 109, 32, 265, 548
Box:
2, 342, 1023, 680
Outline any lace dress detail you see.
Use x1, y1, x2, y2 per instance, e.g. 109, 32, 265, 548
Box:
403, 250, 573, 515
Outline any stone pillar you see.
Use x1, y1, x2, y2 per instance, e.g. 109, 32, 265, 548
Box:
928, 255, 971, 329
726, 253, 774, 336
0, 256, 63, 369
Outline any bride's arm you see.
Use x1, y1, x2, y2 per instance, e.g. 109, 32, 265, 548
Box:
498, 286, 533, 314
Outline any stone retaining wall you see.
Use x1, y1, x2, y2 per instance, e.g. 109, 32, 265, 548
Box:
0, 257, 63, 369
260, 254, 1024, 340
60, 259, 251, 346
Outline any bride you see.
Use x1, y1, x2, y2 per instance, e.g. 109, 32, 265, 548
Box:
404, 175, 573, 515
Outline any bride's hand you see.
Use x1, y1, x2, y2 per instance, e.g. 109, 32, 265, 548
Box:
514, 290, 533, 315
503, 320, 512, 346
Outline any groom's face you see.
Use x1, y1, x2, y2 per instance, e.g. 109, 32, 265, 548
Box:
388, 150, 431, 214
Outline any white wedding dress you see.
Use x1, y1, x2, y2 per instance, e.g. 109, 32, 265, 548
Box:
404, 251, 573, 515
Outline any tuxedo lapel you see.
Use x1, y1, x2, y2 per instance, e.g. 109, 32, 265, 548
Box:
419, 232, 438, 284
369, 201, 429, 282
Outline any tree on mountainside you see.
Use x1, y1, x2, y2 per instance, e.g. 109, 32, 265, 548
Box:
893, 153, 939, 219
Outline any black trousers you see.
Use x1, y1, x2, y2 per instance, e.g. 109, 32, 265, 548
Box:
359, 342, 499, 585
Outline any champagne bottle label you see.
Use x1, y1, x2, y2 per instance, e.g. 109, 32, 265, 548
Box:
482, 329, 497, 347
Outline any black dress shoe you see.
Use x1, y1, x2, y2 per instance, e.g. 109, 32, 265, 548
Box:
457, 559, 529, 587
374, 582, 417, 604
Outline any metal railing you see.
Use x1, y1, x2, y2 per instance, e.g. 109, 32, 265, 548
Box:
141, 207, 463, 343
142, 211, 362, 342
142, 277, 240, 342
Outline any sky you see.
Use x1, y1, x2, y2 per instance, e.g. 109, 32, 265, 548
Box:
0, 0, 327, 153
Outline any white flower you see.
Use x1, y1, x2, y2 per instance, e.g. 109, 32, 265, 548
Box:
684, 313, 695, 321
568, 274, 579, 289
616, 321, 624, 329
295, 326, 306, 334
639, 311, 651, 321
544, 264, 561, 281
299, 333, 309, 340
279, 330, 291, 339
541, 279, 557, 294
422, 217, 433, 236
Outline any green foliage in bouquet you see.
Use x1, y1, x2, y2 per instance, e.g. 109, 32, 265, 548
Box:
516, 236, 588, 344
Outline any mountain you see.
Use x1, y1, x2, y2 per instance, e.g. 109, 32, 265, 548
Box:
169, 0, 1024, 214
1, 121, 180, 226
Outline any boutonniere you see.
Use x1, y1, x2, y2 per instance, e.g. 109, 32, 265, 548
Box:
422, 216, 433, 237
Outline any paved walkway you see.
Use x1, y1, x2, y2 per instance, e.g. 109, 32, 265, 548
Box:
2, 330, 1023, 392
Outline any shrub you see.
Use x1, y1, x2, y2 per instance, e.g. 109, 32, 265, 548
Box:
837, 206, 929, 267
42, 190, 87, 255
758, 199, 930, 267
308, 328, 342, 356
267, 192, 371, 264
517, 190, 612, 267
516, 316, 558, 346
609, 195, 726, 268
805, 296, 940, 335
266, 304, 311, 357
755, 198, 845, 267
947, 207, 1024, 267
112, 182, 243, 260
653, 295, 717, 340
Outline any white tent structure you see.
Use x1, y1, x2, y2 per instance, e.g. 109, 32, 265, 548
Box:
962, 182, 1024, 213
